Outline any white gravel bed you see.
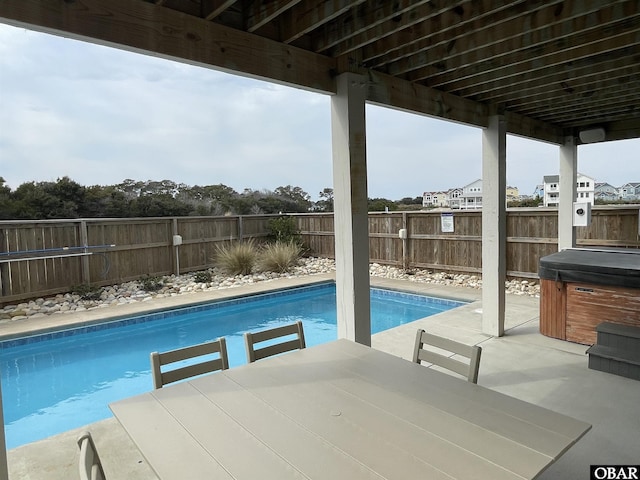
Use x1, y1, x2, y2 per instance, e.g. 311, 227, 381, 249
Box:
0, 257, 539, 322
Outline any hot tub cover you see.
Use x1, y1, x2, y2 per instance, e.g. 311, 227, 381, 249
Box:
539, 248, 640, 288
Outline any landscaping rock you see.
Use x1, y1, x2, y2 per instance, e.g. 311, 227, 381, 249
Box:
0, 257, 539, 322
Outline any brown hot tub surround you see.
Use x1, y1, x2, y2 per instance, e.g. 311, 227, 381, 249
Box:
539, 248, 640, 345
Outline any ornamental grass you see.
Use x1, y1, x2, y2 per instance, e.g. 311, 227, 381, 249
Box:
214, 240, 257, 276
257, 241, 302, 273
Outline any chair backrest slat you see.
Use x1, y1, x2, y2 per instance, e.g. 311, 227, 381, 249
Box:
150, 338, 229, 389
412, 329, 482, 384
245, 321, 305, 363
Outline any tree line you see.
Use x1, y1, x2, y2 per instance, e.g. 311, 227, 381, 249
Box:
0, 177, 423, 220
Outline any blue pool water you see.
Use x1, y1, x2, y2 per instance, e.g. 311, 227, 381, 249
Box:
0, 282, 466, 449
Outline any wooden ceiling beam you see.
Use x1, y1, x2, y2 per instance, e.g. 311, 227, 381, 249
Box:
479, 59, 638, 105
322, 0, 440, 57
280, 0, 366, 44
366, 70, 489, 129
246, 0, 302, 33
154, 0, 202, 17
202, 0, 237, 21
383, 0, 603, 77
422, 5, 640, 87
602, 118, 640, 142
0, 0, 336, 94
363, 0, 526, 68
500, 68, 640, 113
312, 0, 436, 54
503, 111, 564, 145
536, 99, 640, 124
366, 69, 564, 144
564, 110, 639, 129
448, 30, 640, 98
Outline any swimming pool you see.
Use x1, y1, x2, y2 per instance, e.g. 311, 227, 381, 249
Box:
0, 282, 467, 449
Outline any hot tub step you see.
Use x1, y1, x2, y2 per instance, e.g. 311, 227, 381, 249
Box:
586, 344, 640, 381
594, 322, 640, 351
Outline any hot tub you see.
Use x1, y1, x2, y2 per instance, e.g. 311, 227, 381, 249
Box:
539, 248, 640, 345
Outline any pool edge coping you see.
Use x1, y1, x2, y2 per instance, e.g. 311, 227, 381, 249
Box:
0, 274, 482, 343
0, 276, 336, 342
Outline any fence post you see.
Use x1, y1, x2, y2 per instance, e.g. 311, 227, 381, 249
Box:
80, 220, 90, 284
238, 216, 244, 242
172, 218, 180, 275
402, 212, 408, 270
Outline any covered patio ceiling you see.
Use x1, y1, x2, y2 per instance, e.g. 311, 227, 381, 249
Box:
1, 0, 639, 145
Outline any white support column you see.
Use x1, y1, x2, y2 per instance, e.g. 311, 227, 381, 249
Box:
481, 115, 507, 337
558, 136, 577, 251
331, 73, 371, 346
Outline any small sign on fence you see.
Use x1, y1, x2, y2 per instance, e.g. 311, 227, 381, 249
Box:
441, 212, 454, 233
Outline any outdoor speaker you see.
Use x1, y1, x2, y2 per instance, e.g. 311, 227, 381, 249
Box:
573, 202, 592, 226
578, 127, 605, 143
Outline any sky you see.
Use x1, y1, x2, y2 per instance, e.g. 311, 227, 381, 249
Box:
1, 23, 638, 201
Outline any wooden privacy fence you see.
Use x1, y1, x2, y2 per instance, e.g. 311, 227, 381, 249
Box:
0, 215, 278, 305
1, 206, 639, 304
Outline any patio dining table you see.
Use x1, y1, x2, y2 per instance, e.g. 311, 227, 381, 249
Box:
109, 339, 591, 480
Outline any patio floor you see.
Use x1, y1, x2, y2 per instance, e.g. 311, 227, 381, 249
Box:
4, 275, 638, 479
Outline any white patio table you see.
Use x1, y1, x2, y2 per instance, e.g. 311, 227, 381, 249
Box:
109, 339, 590, 480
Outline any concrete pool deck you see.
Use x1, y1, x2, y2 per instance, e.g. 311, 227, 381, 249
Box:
4, 274, 639, 479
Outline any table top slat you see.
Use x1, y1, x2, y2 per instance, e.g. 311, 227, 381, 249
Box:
110, 393, 234, 480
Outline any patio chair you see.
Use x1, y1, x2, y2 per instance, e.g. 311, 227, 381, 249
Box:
412, 329, 482, 383
150, 337, 229, 389
244, 320, 306, 363
77, 431, 106, 480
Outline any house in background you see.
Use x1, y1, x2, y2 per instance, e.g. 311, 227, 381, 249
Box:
576, 173, 595, 205
543, 173, 595, 207
425, 183, 521, 210
447, 188, 463, 209
595, 182, 618, 201
532, 184, 544, 198
543, 175, 560, 207
422, 192, 434, 207
422, 191, 449, 207
460, 179, 483, 210
506, 186, 519, 202
619, 182, 640, 201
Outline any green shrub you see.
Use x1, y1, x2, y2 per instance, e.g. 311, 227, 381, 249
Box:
71, 283, 102, 300
139, 275, 164, 292
267, 216, 302, 245
214, 241, 257, 275
193, 270, 212, 283
257, 241, 302, 273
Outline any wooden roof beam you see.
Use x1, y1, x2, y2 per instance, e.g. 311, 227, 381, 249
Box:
246, 0, 302, 33
279, 0, 366, 44
516, 85, 640, 118
363, 0, 527, 68
319, 0, 437, 56
603, 118, 640, 142
0, 0, 336, 94
382, 0, 598, 76
451, 34, 640, 98
420, 5, 640, 87
312, 0, 436, 54
366, 70, 564, 144
479, 58, 638, 105
202, 0, 237, 21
